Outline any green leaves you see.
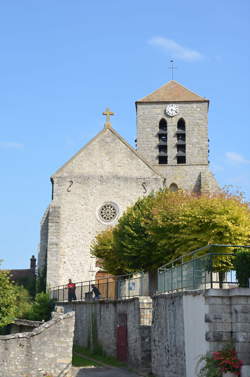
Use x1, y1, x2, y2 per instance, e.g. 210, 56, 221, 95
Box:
0, 271, 18, 327
234, 250, 250, 287
91, 190, 250, 275
25, 292, 55, 321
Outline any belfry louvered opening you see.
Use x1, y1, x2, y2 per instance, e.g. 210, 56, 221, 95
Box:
158, 118, 168, 164
176, 118, 186, 164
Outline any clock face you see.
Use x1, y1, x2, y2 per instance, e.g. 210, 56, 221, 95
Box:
166, 104, 179, 117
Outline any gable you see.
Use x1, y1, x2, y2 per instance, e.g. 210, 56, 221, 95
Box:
52, 127, 163, 179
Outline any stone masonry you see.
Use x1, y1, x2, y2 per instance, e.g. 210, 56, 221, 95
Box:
0, 312, 75, 377
205, 288, 250, 377
58, 296, 152, 373
151, 289, 250, 377
40, 127, 164, 288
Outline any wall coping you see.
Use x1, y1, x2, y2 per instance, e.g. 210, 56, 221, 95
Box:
57, 296, 151, 305
13, 319, 43, 327
0, 312, 74, 340
205, 288, 250, 297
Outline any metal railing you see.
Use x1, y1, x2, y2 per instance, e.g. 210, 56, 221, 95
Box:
157, 244, 250, 293
49, 272, 149, 302
49, 244, 250, 301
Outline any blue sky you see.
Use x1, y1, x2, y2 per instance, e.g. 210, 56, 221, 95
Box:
0, 1, 249, 269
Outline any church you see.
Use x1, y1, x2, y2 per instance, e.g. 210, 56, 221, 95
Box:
38, 80, 219, 289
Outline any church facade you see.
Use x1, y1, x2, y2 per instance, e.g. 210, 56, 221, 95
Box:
38, 80, 219, 288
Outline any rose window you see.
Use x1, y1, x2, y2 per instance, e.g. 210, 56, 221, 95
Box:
98, 202, 118, 223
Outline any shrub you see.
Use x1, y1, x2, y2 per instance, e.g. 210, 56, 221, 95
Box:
26, 292, 55, 321
0, 270, 18, 327
234, 249, 250, 287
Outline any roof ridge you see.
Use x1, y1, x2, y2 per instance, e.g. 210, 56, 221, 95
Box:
108, 127, 164, 178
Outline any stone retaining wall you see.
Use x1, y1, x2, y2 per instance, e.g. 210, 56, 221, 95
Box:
0, 312, 75, 377
58, 296, 152, 372
151, 289, 250, 377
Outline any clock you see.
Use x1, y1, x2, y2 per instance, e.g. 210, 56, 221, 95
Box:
166, 104, 179, 117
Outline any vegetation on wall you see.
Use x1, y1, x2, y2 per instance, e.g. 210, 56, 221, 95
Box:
0, 269, 18, 327
91, 189, 250, 275
24, 292, 55, 321
234, 250, 250, 287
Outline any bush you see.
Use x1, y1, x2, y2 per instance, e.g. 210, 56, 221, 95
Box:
234, 250, 250, 287
14, 285, 33, 318
0, 270, 18, 328
26, 292, 55, 321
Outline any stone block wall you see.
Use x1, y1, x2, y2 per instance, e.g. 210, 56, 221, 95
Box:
58, 296, 152, 372
152, 289, 250, 377
205, 288, 250, 377
0, 312, 75, 377
136, 101, 208, 166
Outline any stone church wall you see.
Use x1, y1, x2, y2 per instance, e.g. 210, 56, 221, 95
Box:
57, 297, 152, 372
0, 312, 75, 377
42, 128, 164, 288
38, 207, 49, 271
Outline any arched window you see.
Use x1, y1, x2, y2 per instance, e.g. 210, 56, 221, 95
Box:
176, 118, 186, 164
169, 183, 178, 192
158, 118, 168, 164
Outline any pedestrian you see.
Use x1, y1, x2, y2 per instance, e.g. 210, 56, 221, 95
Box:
91, 284, 101, 300
67, 279, 77, 302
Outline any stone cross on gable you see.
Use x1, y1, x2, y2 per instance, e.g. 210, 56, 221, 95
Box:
103, 107, 114, 128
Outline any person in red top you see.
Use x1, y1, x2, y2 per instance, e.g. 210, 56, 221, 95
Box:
67, 279, 76, 302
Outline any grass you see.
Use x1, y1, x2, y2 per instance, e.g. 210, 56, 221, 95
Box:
73, 344, 126, 368
72, 353, 99, 367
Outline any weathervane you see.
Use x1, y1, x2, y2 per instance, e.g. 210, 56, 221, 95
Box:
103, 107, 114, 128
168, 59, 177, 80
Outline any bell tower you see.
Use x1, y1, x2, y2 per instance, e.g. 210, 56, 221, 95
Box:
136, 80, 217, 192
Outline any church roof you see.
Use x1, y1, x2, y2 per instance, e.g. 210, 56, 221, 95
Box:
136, 80, 209, 103
51, 125, 164, 179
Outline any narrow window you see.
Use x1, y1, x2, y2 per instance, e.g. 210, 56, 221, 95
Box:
158, 119, 168, 164
176, 118, 186, 164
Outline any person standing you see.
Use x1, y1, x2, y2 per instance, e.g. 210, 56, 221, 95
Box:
67, 279, 77, 302
91, 284, 101, 300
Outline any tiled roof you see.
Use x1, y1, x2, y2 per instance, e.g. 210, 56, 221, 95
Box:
136, 80, 208, 103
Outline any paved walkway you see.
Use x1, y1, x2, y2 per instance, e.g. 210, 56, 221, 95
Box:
71, 366, 143, 377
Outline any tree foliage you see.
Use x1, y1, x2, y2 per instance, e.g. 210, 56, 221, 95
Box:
91, 190, 250, 275
15, 285, 33, 319
234, 249, 250, 287
25, 292, 55, 321
0, 270, 18, 327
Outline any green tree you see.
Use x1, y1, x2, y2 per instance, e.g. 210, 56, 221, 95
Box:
92, 190, 250, 275
0, 270, 18, 327
91, 228, 126, 275
14, 286, 33, 319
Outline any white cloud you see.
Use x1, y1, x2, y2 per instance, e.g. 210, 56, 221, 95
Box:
0, 142, 24, 149
148, 37, 203, 61
226, 152, 250, 164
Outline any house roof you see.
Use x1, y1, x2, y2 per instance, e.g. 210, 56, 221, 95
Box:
136, 80, 209, 103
